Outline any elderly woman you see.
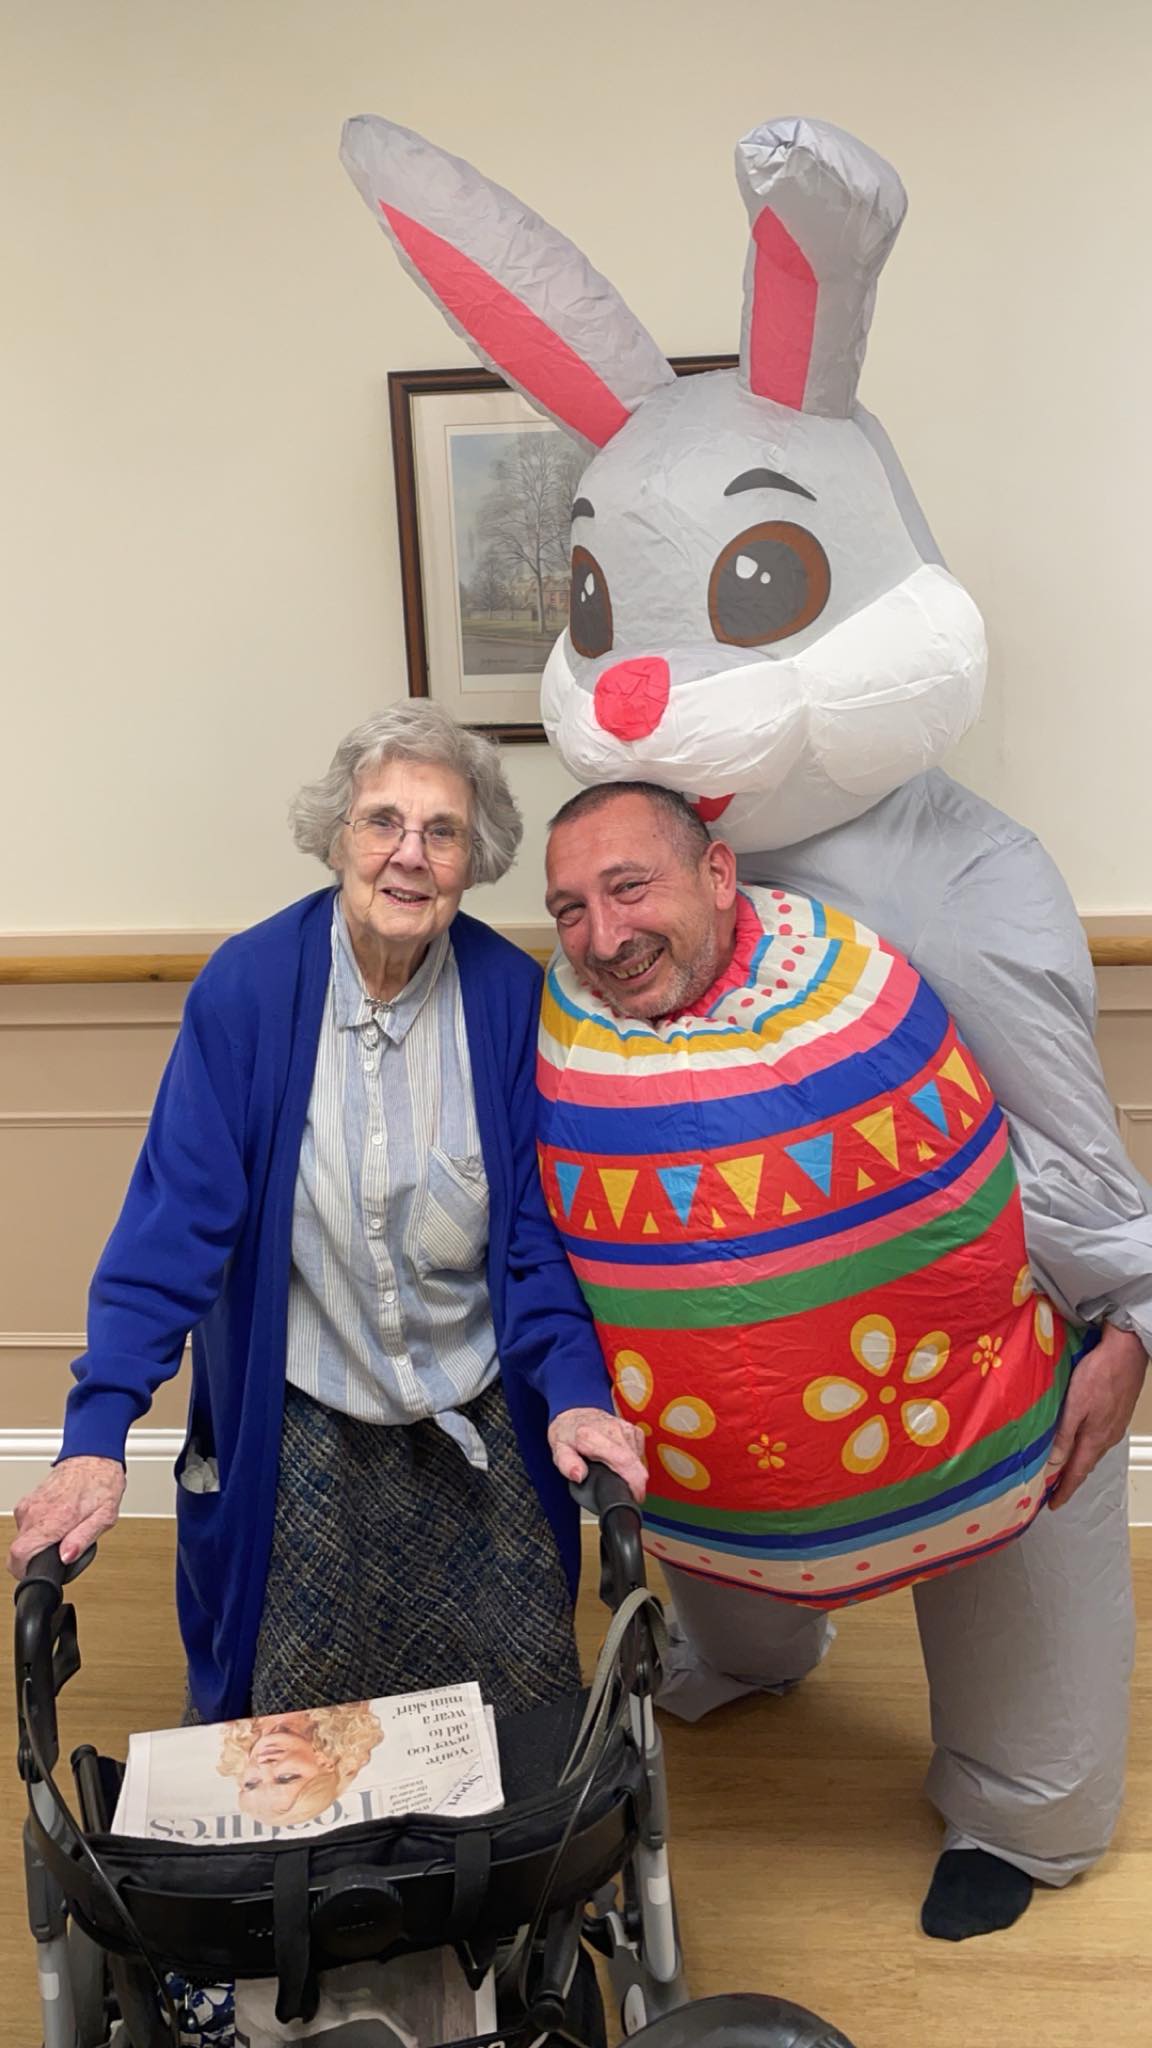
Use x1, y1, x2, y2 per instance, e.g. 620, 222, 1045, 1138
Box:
9, 704, 645, 1724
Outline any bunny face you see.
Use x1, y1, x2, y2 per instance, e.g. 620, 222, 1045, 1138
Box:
540, 373, 985, 850
343, 114, 987, 849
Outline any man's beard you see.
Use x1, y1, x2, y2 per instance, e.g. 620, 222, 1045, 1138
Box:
588, 927, 724, 1021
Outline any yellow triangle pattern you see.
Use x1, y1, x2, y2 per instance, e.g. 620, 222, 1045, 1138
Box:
547, 1199, 557, 1217
856, 1169, 875, 1191
716, 1154, 765, 1218
598, 1168, 638, 1228
583, 1211, 598, 1231
917, 1141, 937, 1162
711, 1208, 726, 1229
959, 1110, 974, 1130
782, 1191, 801, 1216
642, 1213, 659, 1235
853, 1105, 899, 1171
939, 1048, 980, 1100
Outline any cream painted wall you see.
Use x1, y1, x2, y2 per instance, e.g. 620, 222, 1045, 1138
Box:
2, 0, 1150, 934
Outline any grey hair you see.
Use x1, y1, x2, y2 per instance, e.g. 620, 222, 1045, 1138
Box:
289, 702, 523, 887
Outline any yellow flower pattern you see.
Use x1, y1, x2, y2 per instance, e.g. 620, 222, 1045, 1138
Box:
612, 1350, 717, 1492
973, 1332, 1003, 1376
613, 1285, 1057, 1500
803, 1315, 952, 1475
747, 1433, 788, 1472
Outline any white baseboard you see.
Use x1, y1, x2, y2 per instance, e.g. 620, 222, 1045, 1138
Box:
0, 1428, 185, 1517
3, 1428, 1152, 1523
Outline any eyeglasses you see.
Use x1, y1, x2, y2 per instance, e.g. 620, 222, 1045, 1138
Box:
343, 813, 473, 863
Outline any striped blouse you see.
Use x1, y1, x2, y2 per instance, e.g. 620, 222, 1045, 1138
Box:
284, 903, 499, 1466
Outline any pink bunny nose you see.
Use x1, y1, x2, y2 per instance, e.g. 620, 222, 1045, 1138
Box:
592, 657, 671, 741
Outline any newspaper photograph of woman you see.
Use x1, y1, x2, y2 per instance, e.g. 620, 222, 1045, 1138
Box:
110, 1682, 503, 1843
217, 1704, 385, 1826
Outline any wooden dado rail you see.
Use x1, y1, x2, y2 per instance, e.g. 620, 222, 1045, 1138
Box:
1088, 936, 1152, 967
0, 954, 225, 986
2, 935, 1151, 984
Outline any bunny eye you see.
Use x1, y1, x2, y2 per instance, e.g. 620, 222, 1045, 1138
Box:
708, 521, 830, 649
569, 545, 614, 660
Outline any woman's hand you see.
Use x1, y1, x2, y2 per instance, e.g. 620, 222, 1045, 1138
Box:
548, 1407, 648, 1503
7, 1456, 126, 1579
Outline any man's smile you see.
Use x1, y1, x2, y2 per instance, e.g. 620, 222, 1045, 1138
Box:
595, 941, 667, 990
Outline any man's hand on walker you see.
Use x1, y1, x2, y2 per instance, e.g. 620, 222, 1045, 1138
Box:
7, 1455, 126, 1579
548, 1407, 648, 1503
1047, 1323, 1148, 1510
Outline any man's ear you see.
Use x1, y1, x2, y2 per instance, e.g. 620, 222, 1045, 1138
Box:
704, 837, 739, 909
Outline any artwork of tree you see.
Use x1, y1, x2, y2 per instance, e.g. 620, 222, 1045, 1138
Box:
478, 433, 586, 629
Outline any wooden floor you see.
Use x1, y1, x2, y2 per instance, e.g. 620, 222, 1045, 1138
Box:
2, 1518, 1150, 2047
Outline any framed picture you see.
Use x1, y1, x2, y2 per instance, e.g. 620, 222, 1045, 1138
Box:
388, 357, 737, 742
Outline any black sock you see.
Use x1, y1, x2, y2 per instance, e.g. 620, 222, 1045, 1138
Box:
921, 1848, 1034, 1941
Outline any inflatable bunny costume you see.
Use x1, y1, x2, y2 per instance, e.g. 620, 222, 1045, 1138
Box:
341, 114, 1148, 1904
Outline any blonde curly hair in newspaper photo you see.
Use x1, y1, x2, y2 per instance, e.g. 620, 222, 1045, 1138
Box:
217, 1704, 384, 1826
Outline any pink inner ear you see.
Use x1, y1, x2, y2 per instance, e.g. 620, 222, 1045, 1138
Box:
382, 203, 630, 448
747, 209, 818, 409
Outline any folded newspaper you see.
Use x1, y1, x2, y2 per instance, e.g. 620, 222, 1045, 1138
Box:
111, 1684, 503, 1843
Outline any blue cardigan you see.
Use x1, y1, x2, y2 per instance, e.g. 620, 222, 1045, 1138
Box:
61, 890, 613, 1719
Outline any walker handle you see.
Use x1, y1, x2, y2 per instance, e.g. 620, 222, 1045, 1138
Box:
571, 1460, 647, 1603
13, 1544, 96, 1783
571, 1460, 635, 1519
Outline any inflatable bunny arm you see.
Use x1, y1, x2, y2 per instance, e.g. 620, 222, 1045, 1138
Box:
744, 769, 1152, 1352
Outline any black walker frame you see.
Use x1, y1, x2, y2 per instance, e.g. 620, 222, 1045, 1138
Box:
14, 1463, 857, 2048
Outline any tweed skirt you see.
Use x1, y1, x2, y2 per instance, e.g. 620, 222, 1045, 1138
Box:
249, 1377, 582, 1718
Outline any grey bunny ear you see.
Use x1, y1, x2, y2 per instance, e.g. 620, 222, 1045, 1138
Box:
341, 116, 674, 448
736, 117, 907, 417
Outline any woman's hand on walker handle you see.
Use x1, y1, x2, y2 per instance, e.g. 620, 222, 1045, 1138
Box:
548, 1407, 648, 1504
7, 1455, 126, 1579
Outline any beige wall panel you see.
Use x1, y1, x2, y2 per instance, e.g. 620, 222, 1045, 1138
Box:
0, 985, 188, 1027
0, 1341, 188, 1430
0, 986, 189, 1433
0, 1019, 178, 1115
1095, 972, 1152, 1432
1118, 1108, 1152, 1189
0, 1121, 148, 1331
1096, 967, 1152, 1049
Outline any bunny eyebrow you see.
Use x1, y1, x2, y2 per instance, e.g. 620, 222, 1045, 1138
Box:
724, 468, 816, 504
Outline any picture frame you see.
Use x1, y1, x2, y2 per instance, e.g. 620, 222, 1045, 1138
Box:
388, 357, 738, 742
